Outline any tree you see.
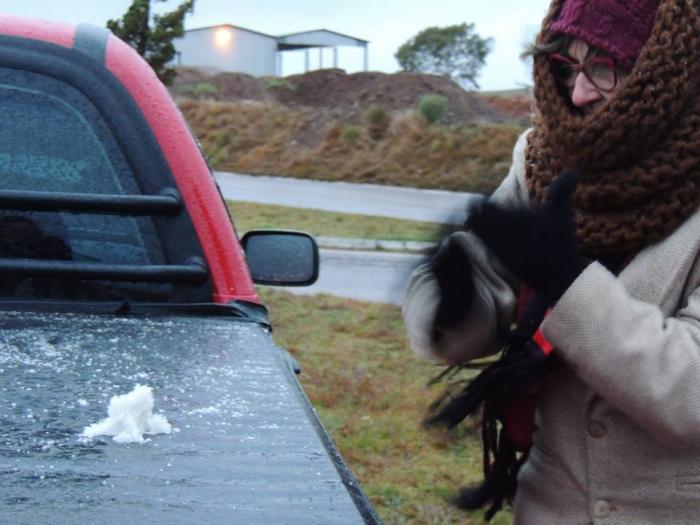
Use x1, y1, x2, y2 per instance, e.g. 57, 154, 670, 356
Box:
107, 0, 194, 85
395, 23, 493, 89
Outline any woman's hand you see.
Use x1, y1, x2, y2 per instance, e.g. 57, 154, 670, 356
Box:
468, 171, 589, 305
429, 195, 490, 334
430, 235, 474, 338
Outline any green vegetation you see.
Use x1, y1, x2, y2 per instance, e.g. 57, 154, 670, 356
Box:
264, 78, 297, 91
419, 94, 449, 124
259, 288, 513, 524
226, 200, 445, 242
395, 23, 493, 89
107, 0, 194, 85
342, 126, 363, 143
177, 82, 218, 99
364, 106, 392, 140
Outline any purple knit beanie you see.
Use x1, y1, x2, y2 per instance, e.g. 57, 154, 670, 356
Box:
550, 0, 661, 68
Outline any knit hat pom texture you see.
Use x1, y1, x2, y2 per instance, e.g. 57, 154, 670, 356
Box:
550, 0, 661, 68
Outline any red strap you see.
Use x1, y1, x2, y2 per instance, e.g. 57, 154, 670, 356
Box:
532, 323, 554, 356
517, 287, 554, 356
504, 394, 538, 451
505, 290, 554, 450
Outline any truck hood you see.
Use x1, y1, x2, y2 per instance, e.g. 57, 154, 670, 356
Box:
0, 310, 374, 524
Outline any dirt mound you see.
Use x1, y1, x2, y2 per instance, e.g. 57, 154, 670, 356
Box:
172, 68, 267, 101
173, 68, 529, 192
480, 93, 533, 122
172, 67, 515, 124
209, 72, 267, 101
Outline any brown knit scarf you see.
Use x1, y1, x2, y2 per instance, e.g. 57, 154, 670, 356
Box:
526, 0, 700, 258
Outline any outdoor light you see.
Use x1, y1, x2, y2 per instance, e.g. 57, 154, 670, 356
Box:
214, 27, 233, 48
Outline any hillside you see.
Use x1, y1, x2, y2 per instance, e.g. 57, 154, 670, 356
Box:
173, 68, 532, 193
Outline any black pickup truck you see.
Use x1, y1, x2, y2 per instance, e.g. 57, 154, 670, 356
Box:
0, 15, 378, 524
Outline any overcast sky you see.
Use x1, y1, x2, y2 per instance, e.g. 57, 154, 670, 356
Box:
0, 0, 552, 91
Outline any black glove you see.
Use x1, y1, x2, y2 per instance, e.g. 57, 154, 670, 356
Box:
467, 171, 590, 305
430, 235, 474, 336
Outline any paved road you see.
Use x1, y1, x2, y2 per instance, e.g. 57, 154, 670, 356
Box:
216, 171, 481, 224
215, 171, 446, 304
279, 249, 426, 305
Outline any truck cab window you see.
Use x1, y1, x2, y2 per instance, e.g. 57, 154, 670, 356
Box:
0, 68, 170, 301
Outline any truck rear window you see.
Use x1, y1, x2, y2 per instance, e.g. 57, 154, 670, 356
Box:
0, 67, 172, 301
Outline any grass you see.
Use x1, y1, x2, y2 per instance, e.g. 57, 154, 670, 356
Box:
259, 287, 513, 525
179, 99, 523, 194
226, 200, 447, 242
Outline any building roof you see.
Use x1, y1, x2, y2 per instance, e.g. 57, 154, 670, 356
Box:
185, 24, 277, 40
277, 29, 368, 44
185, 26, 368, 48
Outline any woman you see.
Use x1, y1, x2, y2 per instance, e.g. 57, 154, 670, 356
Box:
403, 0, 700, 522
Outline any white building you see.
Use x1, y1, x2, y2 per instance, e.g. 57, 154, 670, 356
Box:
174, 25, 369, 76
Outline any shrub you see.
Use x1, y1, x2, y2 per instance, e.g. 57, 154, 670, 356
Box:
210, 147, 230, 166
264, 78, 297, 92
342, 126, 362, 142
213, 130, 232, 148
178, 82, 218, 99
418, 94, 448, 124
364, 106, 391, 140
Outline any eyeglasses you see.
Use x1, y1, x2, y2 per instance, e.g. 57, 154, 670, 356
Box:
547, 52, 618, 92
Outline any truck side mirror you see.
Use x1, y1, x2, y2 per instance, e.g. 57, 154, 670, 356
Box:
241, 230, 319, 286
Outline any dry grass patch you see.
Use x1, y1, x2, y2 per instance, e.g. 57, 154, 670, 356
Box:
179, 99, 522, 194
259, 288, 513, 525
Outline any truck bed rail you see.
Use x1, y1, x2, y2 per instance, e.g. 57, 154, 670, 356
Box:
0, 258, 207, 283
0, 189, 182, 215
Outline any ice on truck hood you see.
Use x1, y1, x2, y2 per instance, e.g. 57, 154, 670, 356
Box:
82, 384, 172, 444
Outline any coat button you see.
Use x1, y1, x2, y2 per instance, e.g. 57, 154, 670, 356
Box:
593, 499, 613, 519
588, 420, 607, 439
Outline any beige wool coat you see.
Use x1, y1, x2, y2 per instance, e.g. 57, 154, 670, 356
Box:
403, 130, 700, 524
